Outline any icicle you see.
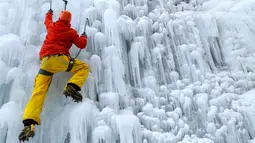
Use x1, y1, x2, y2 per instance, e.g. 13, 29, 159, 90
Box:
104, 8, 120, 47
151, 33, 163, 46
0, 60, 9, 84
195, 93, 209, 128
113, 110, 142, 143
99, 92, 120, 112
89, 55, 102, 100
69, 100, 99, 143
92, 120, 113, 143
6, 67, 27, 106
102, 45, 126, 95
137, 16, 152, 36
117, 15, 136, 40
0, 102, 23, 143
138, 88, 157, 106
94, 32, 106, 56
129, 37, 145, 87
0, 34, 25, 67
143, 76, 158, 95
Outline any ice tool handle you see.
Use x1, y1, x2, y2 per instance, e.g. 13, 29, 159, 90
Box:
74, 18, 89, 59
84, 18, 89, 33
50, 0, 52, 11
63, 0, 68, 10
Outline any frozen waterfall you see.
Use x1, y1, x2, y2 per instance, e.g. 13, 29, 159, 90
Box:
1, 0, 255, 143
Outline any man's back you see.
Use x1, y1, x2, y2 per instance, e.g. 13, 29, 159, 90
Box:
39, 11, 87, 59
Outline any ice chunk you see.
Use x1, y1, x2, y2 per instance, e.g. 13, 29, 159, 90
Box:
151, 33, 163, 45
0, 102, 23, 143
92, 120, 113, 143
137, 16, 152, 36
94, 32, 106, 55
207, 106, 218, 122
104, 8, 120, 46
99, 92, 119, 112
117, 15, 136, 40
143, 76, 158, 94
6, 67, 22, 83
0, 60, 9, 83
114, 110, 142, 143
0, 34, 25, 67
129, 37, 146, 87
69, 100, 99, 143
194, 14, 219, 37
88, 55, 102, 100
102, 45, 126, 95
1, 0, 255, 143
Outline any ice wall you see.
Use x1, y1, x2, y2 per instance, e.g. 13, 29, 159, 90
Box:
1, 0, 255, 143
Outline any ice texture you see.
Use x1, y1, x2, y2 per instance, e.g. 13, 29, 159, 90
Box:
1, 0, 255, 143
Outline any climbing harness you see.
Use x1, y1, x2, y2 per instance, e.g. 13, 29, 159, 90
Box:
66, 57, 75, 72
67, 18, 89, 72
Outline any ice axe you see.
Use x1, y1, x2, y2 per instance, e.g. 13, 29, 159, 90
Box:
50, 0, 52, 10
84, 18, 89, 33
62, 0, 68, 10
74, 18, 89, 59
49, 0, 53, 11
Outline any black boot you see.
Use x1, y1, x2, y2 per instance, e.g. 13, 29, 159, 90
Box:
18, 124, 35, 142
63, 83, 83, 102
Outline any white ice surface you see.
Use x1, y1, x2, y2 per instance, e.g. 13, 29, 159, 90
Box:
1, 0, 255, 143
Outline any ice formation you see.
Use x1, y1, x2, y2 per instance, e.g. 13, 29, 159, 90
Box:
1, 0, 255, 143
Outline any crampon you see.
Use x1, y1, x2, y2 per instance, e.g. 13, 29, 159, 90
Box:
63, 84, 83, 103
19, 124, 35, 142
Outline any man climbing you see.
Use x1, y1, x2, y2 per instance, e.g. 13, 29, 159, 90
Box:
18, 9, 89, 142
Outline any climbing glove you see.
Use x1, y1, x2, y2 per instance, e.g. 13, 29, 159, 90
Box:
48, 9, 53, 13
82, 31, 87, 37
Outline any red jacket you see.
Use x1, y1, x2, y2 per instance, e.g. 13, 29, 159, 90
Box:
39, 12, 87, 59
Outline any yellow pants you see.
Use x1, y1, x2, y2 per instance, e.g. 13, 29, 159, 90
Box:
22, 55, 89, 125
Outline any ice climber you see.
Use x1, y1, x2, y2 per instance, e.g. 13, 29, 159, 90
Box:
18, 9, 89, 142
